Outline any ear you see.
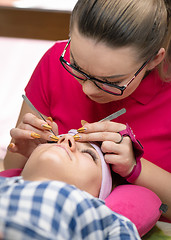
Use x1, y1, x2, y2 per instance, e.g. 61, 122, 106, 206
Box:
147, 48, 166, 71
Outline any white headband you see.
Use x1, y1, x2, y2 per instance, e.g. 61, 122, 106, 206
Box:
68, 129, 112, 200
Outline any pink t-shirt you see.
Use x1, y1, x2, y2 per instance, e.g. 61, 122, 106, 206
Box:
25, 40, 171, 173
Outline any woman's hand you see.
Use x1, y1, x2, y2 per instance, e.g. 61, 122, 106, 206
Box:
8, 113, 58, 159
76, 121, 136, 177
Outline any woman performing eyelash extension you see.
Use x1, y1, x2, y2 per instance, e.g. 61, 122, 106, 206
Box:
2, 0, 171, 237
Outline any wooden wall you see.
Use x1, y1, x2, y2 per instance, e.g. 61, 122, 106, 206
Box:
0, 6, 71, 40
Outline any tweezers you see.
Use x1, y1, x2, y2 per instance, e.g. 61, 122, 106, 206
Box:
22, 94, 126, 134
99, 108, 126, 122
22, 94, 56, 136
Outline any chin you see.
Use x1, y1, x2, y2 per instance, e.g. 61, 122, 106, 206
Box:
88, 94, 121, 103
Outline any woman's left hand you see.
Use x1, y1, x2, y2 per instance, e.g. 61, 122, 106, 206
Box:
76, 121, 136, 177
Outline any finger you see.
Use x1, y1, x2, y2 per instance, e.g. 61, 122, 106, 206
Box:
78, 121, 126, 134
81, 120, 88, 126
101, 140, 122, 154
105, 153, 134, 177
7, 143, 18, 153
10, 128, 41, 140
10, 127, 59, 143
23, 113, 52, 132
23, 113, 59, 136
46, 117, 53, 123
104, 153, 122, 165
75, 131, 123, 143
47, 120, 58, 135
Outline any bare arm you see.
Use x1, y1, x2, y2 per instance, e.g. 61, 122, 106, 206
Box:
3, 101, 58, 169
4, 101, 33, 169
135, 158, 171, 220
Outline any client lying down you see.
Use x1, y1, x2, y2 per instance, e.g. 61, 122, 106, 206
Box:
0, 132, 140, 239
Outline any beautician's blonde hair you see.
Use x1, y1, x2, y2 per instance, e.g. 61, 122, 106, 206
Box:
70, 0, 171, 81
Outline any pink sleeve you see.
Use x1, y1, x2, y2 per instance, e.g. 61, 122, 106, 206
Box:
0, 169, 22, 177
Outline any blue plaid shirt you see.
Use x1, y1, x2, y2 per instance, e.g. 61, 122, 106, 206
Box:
0, 176, 140, 240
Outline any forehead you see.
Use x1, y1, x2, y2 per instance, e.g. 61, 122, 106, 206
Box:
76, 141, 96, 150
70, 28, 139, 76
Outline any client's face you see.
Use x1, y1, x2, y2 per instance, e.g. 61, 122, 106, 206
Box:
21, 135, 102, 197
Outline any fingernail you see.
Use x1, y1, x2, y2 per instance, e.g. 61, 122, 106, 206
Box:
50, 135, 59, 141
77, 127, 87, 133
8, 143, 15, 149
47, 117, 53, 122
74, 134, 81, 140
81, 120, 88, 126
42, 124, 52, 130
31, 132, 41, 139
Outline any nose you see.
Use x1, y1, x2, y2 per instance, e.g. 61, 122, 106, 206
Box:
57, 134, 76, 151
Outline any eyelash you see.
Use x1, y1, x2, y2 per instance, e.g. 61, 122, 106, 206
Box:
71, 58, 122, 86
71, 60, 81, 70
81, 149, 97, 162
102, 78, 122, 86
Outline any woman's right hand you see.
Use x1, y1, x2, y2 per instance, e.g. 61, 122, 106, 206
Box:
8, 112, 58, 159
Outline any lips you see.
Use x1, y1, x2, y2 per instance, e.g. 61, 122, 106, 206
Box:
55, 144, 72, 161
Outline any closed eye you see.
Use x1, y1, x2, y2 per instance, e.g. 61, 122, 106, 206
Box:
71, 60, 78, 68
81, 149, 98, 162
70, 59, 82, 71
101, 78, 124, 86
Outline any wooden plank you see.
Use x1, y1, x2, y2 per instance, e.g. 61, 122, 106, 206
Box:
0, 6, 70, 40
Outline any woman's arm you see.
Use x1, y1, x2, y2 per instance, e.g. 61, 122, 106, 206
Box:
4, 101, 32, 169
4, 101, 58, 169
76, 120, 171, 220
135, 158, 171, 220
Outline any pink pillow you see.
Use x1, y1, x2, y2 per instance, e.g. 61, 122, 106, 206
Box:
105, 184, 163, 237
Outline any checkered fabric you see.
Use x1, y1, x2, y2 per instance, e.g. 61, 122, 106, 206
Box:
0, 176, 140, 240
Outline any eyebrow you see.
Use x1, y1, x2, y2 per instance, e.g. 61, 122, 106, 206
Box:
82, 142, 100, 159
84, 142, 96, 150
70, 51, 129, 80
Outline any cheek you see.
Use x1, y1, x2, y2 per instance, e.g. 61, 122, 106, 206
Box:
73, 158, 102, 196
22, 150, 66, 180
76, 78, 97, 91
77, 79, 116, 102
123, 71, 145, 96
75, 77, 101, 93
82, 81, 99, 94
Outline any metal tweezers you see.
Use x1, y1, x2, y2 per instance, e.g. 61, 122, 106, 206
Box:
22, 94, 126, 136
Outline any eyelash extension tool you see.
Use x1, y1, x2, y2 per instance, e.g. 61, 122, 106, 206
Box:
22, 94, 57, 136
22, 94, 126, 137
98, 108, 126, 122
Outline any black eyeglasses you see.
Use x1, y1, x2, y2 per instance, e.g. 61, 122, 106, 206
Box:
60, 38, 152, 96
